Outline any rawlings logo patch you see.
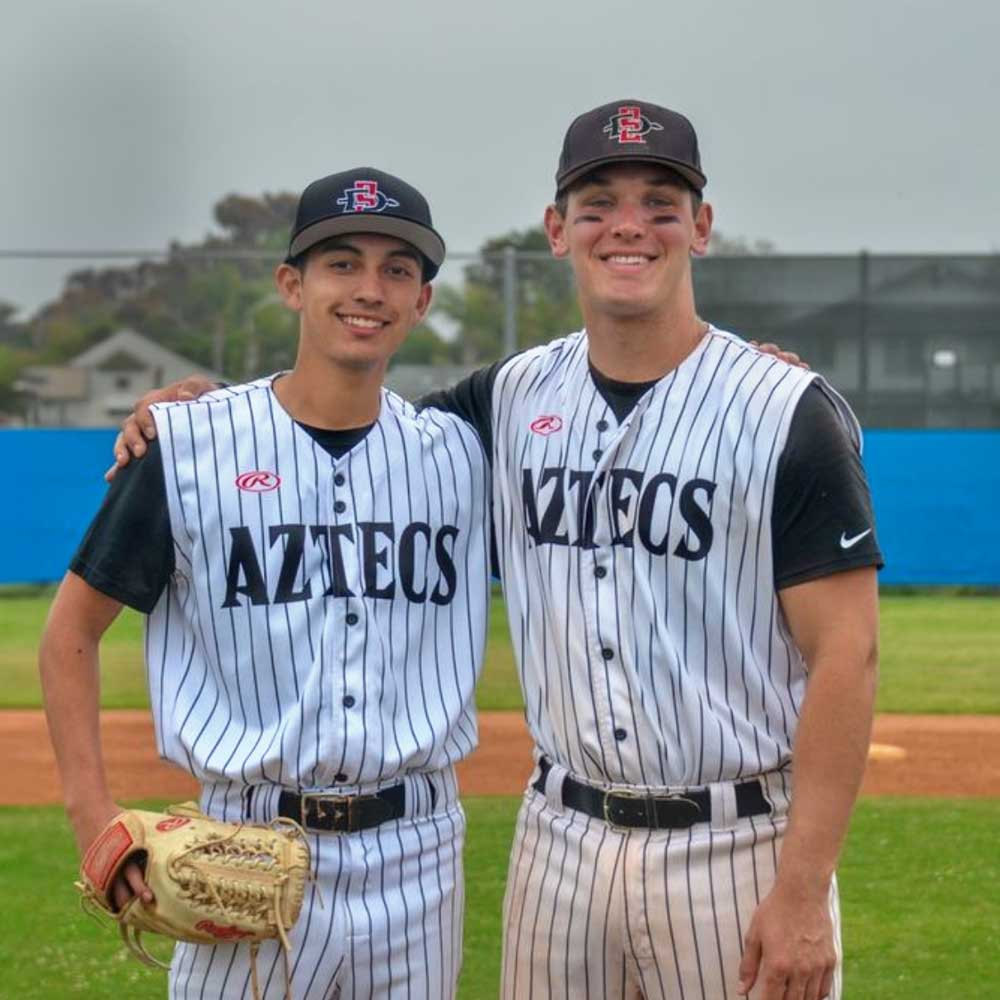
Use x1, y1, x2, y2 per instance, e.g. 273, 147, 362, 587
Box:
196, 920, 255, 941
336, 179, 400, 213
529, 415, 563, 436
235, 470, 281, 493
83, 820, 134, 892
603, 105, 663, 145
155, 817, 191, 833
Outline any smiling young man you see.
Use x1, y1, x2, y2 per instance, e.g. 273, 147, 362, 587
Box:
413, 103, 880, 1000
40, 168, 490, 999
482, 102, 882, 1000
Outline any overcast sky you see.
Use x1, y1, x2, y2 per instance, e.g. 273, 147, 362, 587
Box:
2, 0, 997, 316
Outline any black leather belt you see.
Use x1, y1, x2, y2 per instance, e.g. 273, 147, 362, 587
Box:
533, 757, 771, 830
278, 784, 406, 833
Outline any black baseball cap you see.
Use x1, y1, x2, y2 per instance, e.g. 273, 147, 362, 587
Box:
555, 100, 707, 196
287, 167, 445, 280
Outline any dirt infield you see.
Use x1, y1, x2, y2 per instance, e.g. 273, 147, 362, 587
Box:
1, 710, 997, 806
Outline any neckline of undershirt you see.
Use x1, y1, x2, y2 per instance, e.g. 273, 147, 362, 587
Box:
295, 420, 376, 459
588, 362, 660, 423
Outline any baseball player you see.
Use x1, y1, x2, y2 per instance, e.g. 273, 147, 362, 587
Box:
112, 103, 881, 1000
419, 102, 881, 1000
39, 167, 491, 999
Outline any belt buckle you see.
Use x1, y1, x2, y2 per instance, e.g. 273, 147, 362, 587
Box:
603, 789, 702, 831
300, 792, 353, 832
602, 787, 648, 831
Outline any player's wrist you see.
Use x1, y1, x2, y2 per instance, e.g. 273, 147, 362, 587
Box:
67, 797, 120, 851
772, 862, 835, 900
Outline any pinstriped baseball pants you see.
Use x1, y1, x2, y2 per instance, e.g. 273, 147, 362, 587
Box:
501, 770, 842, 1000
168, 770, 465, 1000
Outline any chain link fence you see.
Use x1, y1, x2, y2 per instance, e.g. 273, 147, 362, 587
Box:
4, 250, 999, 428
430, 251, 1000, 428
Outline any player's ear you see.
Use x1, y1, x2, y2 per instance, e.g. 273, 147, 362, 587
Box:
274, 262, 304, 311
414, 281, 433, 324
690, 201, 713, 258
544, 204, 570, 259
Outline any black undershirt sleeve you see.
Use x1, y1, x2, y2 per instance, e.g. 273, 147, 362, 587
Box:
415, 360, 505, 459
772, 382, 884, 589
69, 437, 175, 613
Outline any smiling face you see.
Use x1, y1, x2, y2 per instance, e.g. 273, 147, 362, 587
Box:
544, 164, 712, 325
275, 233, 432, 373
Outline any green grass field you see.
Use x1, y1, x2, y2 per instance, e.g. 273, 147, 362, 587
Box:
4, 589, 998, 712
0, 798, 996, 999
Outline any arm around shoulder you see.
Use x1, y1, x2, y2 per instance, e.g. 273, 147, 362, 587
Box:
107, 374, 220, 481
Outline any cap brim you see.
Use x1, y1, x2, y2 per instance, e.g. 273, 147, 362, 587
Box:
288, 215, 446, 271
556, 155, 707, 195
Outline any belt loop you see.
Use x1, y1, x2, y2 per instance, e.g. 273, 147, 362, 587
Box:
543, 762, 568, 815
709, 781, 738, 832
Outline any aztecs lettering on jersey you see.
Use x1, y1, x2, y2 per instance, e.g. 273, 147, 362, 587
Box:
221, 520, 460, 607
491, 329, 861, 788
146, 379, 490, 789
521, 465, 715, 558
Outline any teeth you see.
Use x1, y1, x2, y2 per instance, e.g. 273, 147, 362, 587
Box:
341, 315, 383, 329
607, 255, 648, 264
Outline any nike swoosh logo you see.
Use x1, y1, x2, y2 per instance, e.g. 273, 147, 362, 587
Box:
840, 528, 872, 549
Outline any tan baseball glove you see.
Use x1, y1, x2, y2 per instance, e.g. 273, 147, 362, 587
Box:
76, 802, 311, 999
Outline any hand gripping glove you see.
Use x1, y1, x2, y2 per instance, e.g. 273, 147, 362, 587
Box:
77, 802, 311, 999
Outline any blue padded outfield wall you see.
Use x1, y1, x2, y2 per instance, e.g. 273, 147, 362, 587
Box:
862, 429, 1000, 585
1, 428, 998, 586
1, 429, 119, 586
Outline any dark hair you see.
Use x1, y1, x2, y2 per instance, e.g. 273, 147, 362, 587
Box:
554, 165, 703, 218
286, 235, 433, 282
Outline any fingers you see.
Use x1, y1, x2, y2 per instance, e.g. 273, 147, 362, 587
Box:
751, 340, 810, 370
111, 860, 154, 911
750, 957, 831, 1000
133, 391, 162, 443
119, 415, 148, 460
804, 969, 828, 1000
104, 432, 128, 482
737, 933, 762, 996
817, 966, 834, 999
129, 375, 215, 456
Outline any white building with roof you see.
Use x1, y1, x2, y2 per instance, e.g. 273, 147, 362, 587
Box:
16, 329, 223, 428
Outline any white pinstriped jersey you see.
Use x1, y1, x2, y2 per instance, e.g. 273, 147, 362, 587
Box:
147, 376, 491, 791
493, 327, 860, 788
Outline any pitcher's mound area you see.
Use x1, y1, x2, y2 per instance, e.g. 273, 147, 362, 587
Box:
2, 711, 997, 805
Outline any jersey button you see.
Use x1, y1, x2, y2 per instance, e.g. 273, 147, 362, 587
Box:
334, 500, 347, 514
345, 612, 359, 626
594, 566, 607, 579
601, 647, 614, 660
342, 695, 356, 708
334, 474, 345, 486
334, 772, 349, 783
592, 449, 603, 461
596, 419, 609, 432
614, 728, 627, 741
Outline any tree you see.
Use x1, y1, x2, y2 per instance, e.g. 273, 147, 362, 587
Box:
391, 324, 460, 367
25, 192, 300, 379
435, 226, 581, 362
706, 231, 776, 255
